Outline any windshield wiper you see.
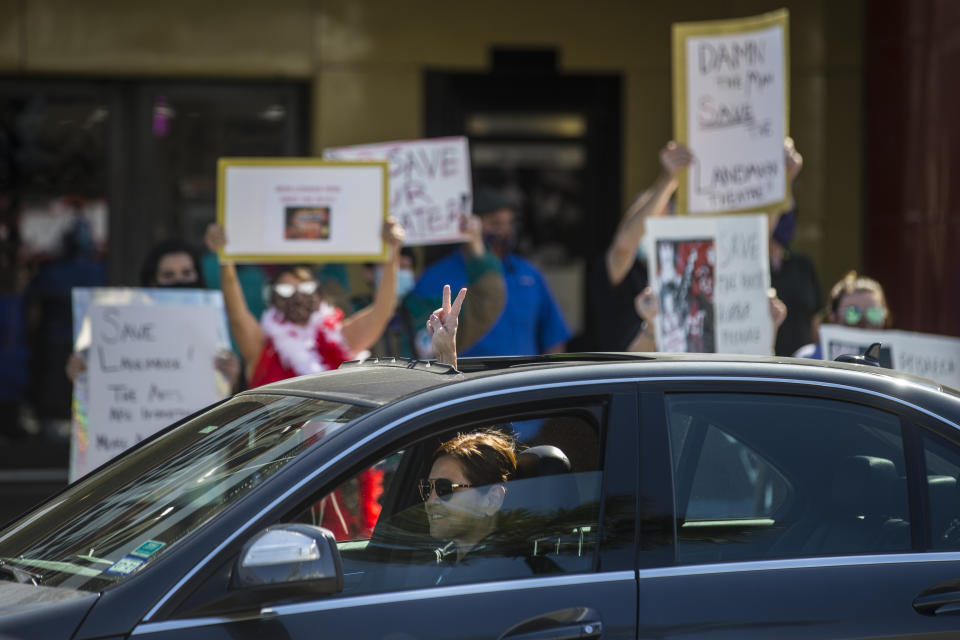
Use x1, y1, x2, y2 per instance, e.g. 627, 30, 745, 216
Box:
0, 559, 41, 585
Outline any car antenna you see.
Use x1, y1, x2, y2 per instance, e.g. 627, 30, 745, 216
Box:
834, 342, 883, 368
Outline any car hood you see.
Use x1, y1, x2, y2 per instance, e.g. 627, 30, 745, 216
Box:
0, 582, 99, 640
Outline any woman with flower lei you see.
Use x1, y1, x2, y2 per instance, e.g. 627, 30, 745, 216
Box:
205, 219, 405, 387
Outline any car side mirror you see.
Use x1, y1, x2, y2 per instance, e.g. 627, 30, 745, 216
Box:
231, 524, 343, 596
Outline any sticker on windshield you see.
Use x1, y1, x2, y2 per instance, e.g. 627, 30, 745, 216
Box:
199, 425, 219, 434
104, 555, 146, 576
131, 540, 165, 558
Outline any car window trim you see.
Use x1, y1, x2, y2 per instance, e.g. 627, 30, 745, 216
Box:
133, 570, 635, 635
637, 550, 960, 578
236, 389, 383, 408
144, 375, 960, 622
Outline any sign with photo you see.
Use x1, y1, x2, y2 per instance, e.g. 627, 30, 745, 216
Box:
70, 288, 232, 481
645, 214, 772, 355
819, 325, 960, 389
217, 158, 388, 262
324, 137, 471, 246
672, 9, 790, 215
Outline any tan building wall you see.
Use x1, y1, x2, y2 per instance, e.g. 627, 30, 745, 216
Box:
0, 0, 864, 302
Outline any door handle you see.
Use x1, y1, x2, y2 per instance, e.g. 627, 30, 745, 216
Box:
913, 589, 960, 616
501, 621, 602, 640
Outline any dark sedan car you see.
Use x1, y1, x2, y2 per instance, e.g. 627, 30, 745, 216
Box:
3, 353, 960, 639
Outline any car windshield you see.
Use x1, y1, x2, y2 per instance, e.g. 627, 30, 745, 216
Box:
0, 393, 371, 592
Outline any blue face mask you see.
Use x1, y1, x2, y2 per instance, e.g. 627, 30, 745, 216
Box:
376, 268, 416, 301
395, 269, 416, 300
772, 209, 797, 248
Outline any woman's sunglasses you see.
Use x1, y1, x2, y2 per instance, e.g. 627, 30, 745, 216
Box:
273, 281, 318, 298
842, 304, 887, 327
418, 478, 473, 501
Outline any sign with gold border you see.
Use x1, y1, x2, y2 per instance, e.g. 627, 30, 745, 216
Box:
216, 158, 389, 263
672, 9, 790, 216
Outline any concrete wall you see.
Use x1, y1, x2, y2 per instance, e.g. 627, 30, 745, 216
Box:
0, 0, 864, 296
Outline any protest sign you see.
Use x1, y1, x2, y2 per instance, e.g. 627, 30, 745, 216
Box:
217, 158, 388, 262
672, 9, 790, 215
70, 288, 231, 481
645, 214, 772, 355
819, 325, 960, 389
324, 137, 471, 246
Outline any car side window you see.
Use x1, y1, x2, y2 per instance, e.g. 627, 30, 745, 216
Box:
921, 434, 960, 550
286, 405, 606, 596
666, 393, 910, 564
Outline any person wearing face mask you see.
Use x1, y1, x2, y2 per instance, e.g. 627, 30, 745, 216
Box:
26, 215, 105, 441
204, 219, 405, 387
408, 188, 567, 357
65, 237, 241, 391
402, 213, 506, 359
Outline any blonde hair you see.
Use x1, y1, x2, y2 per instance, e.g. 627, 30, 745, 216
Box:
828, 271, 891, 327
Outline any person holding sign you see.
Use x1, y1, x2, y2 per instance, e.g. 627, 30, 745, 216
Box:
585, 141, 694, 351
770, 138, 824, 357
404, 214, 506, 360
205, 219, 405, 387
794, 271, 891, 360
410, 187, 570, 357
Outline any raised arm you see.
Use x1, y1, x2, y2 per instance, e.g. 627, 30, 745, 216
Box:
427, 285, 467, 369
456, 215, 506, 351
606, 141, 693, 287
205, 224, 265, 376
341, 218, 405, 352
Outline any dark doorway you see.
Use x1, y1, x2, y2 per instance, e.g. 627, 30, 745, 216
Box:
425, 61, 622, 345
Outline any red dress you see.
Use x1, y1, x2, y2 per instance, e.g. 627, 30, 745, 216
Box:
251, 304, 380, 539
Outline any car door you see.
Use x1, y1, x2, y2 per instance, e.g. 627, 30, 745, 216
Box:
636, 382, 960, 639
132, 384, 639, 640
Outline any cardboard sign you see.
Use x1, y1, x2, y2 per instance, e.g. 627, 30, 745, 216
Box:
217, 158, 388, 262
645, 214, 772, 355
672, 9, 790, 214
324, 137, 471, 246
70, 288, 231, 481
819, 325, 960, 389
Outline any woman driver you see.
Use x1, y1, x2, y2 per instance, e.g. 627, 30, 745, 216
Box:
420, 430, 517, 567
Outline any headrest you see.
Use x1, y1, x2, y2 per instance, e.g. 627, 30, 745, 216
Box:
832, 455, 897, 509
515, 445, 571, 480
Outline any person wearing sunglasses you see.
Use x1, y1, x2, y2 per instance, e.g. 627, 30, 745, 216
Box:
204, 219, 405, 388
793, 270, 892, 359
421, 429, 518, 582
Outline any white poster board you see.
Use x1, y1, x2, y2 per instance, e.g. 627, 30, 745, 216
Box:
819, 325, 960, 389
645, 214, 772, 354
324, 137, 471, 246
672, 9, 790, 214
217, 159, 388, 262
70, 288, 231, 481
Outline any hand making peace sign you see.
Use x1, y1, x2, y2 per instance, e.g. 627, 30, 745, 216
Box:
427, 284, 467, 369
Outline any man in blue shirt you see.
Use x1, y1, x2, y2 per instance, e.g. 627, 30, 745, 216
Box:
410, 188, 570, 357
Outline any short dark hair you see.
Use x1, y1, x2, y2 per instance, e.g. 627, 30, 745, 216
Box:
139, 239, 204, 287
472, 186, 517, 217
434, 430, 517, 486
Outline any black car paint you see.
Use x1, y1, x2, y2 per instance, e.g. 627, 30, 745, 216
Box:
0, 355, 959, 639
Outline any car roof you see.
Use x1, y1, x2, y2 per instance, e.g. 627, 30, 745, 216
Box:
240, 353, 960, 415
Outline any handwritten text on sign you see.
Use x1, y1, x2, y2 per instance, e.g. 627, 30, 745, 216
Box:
325, 137, 471, 245
87, 304, 221, 469
682, 20, 786, 213
647, 214, 772, 355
